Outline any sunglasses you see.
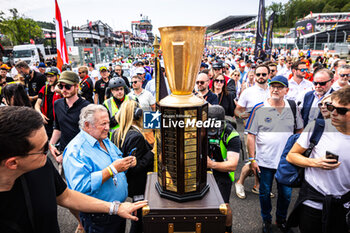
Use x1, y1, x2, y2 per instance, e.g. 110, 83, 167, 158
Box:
256, 73, 268, 77
78, 72, 84, 74
131, 81, 139, 84
214, 79, 225, 83
313, 79, 332, 86
339, 74, 350, 78
326, 103, 350, 115
298, 68, 308, 72
213, 68, 221, 71
196, 81, 206, 85
26, 141, 49, 156
58, 83, 73, 90
270, 70, 277, 73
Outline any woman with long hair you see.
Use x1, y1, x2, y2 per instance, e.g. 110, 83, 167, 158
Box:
2, 83, 31, 107
113, 99, 153, 233
211, 73, 235, 117
230, 70, 241, 100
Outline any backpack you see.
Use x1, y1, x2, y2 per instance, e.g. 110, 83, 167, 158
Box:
275, 118, 325, 187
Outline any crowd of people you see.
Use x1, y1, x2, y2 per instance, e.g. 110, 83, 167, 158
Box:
0, 45, 349, 233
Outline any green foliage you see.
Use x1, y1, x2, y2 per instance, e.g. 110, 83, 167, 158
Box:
36, 21, 55, 30
341, 2, 350, 12
267, 0, 348, 28
0, 8, 43, 45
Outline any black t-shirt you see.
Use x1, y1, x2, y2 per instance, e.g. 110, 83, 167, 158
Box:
27, 71, 46, 97
79, 77, 94, 103
94, 78, 109, 104
38, 86, 54, 124
204, 90, 219, 105
6, 76, 14, 83
54, 97, 90, 150
0, 159, 67, 233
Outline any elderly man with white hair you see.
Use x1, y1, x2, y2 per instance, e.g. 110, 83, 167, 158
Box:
63, 104, 139, 233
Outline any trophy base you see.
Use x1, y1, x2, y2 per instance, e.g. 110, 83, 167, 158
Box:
155, 181, 210, 203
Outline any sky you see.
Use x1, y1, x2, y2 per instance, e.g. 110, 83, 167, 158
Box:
2, 0, 289, 34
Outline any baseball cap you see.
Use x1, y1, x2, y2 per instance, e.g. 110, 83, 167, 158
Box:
99, 66, 108, 72
38, 62, 46, 68
0, 64, 10, 70
136, 67, 145, 74
58, 71, 79, 85
200, 62, 209, 68
269, 75, 288, 87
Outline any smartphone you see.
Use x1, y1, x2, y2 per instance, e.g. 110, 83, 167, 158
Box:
129, 148, 137, 157
326, 151, 339, 164
257, 171, 261, 181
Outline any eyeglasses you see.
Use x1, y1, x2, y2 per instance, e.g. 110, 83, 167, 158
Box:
269, 85, 285, 90
115, 69, 122, 71
326, 103, 350, 115
196, 81, 207, 85
298, 68, 308, 72
313, 79, 332, 86
131, 81, 139, 84
58, 83, 73, 90
339, 74, 350, 78
214, 79, 225, 83
256, 73, 268, 77
213, 68, 221, 71
26, 141, 49, 156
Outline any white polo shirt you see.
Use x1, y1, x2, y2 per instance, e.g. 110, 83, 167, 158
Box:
129, 89, 155, 112
286, 78, 314, 101
246, 99, 303, 169
297, 119, 350, 210
237, 85, 270, 112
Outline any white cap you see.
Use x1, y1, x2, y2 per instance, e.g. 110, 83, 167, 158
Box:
136, 67, 145, 74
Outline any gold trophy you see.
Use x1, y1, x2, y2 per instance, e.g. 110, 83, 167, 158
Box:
156, 26, 209, 202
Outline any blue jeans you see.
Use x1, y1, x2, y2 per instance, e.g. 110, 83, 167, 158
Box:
259, 166, 292, 222
80, 212, 126, 233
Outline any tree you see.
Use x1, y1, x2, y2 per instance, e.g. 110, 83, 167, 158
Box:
0, 8, 43, 45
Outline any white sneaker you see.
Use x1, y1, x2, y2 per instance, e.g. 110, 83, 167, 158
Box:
235, 182, 246, 199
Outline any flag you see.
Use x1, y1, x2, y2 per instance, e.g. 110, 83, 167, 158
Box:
265, 12, 275, 60
155, 55, 168, 102
254, 0, 266, 61
55, 0, 69, 70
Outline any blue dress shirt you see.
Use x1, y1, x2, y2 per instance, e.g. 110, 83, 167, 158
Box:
63, 130, 128, 202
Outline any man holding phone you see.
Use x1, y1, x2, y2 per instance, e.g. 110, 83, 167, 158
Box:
287, 86, 350, 233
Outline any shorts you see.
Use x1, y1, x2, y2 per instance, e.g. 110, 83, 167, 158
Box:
216, 181, 232, 203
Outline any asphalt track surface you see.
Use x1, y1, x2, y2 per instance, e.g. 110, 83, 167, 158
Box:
55, 120, 301, 233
